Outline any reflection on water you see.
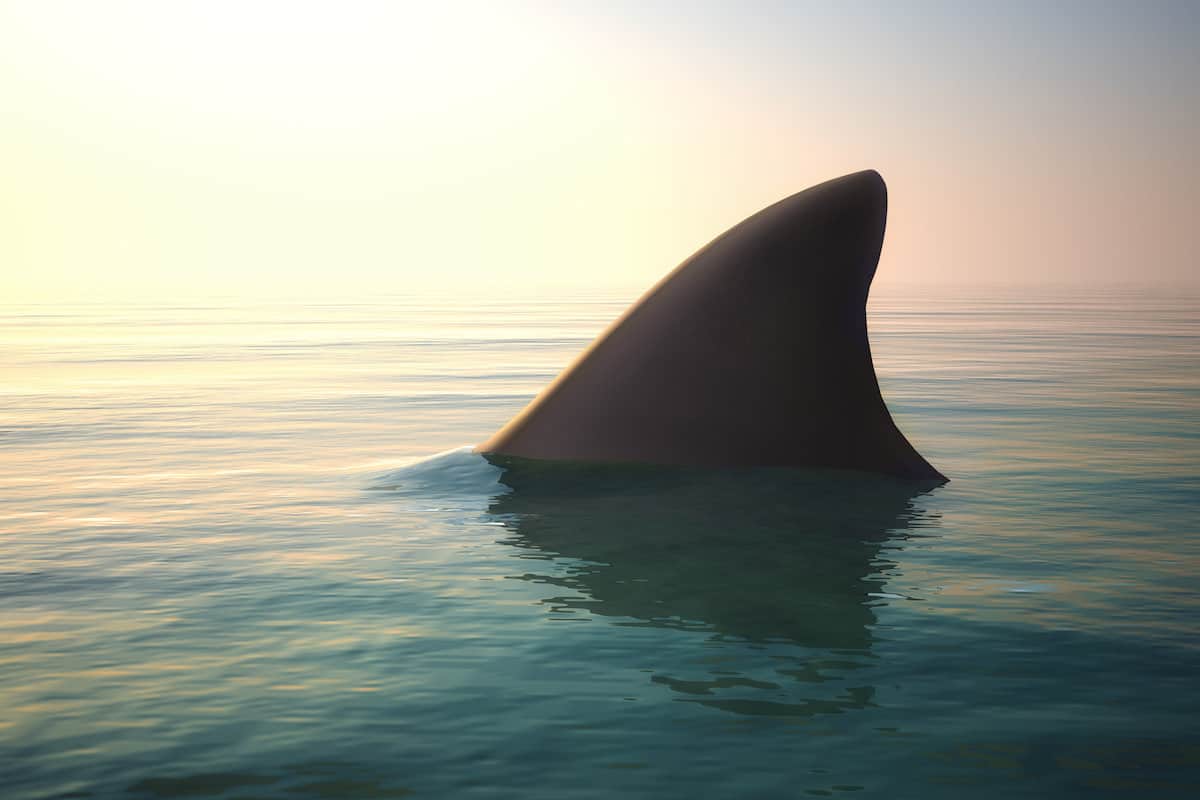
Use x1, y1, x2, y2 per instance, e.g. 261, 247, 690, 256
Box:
3, 290, 1199, 799
489, 457, 938, 716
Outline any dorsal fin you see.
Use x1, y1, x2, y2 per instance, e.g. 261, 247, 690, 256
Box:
480, 170, 945, 482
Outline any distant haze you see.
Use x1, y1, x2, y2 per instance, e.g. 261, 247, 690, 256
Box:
3, 1, 1197, 302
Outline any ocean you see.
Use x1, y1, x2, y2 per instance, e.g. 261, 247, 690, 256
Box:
2, 286, 1198, 798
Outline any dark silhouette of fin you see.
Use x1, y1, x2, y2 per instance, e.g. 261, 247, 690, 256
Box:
480, 170, 945, 482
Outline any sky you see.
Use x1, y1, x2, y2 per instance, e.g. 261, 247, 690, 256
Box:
2, 0, 1198, 302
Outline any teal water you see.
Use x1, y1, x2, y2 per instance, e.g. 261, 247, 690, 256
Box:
2, 288, 1198, 798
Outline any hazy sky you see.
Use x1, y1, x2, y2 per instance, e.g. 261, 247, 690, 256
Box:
3, 1, 1197, 301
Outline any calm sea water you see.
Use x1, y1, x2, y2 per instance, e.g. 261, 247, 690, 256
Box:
2, 287, 1198, 799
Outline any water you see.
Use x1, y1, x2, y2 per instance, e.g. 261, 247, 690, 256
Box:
2, 287, 1198, 798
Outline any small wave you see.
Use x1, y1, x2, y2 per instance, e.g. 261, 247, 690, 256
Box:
369, 446, 508, 499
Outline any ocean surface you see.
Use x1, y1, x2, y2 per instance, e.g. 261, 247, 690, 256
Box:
2, 287, 1198, 799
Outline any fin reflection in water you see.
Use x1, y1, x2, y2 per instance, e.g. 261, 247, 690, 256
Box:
487, 457, 939, 715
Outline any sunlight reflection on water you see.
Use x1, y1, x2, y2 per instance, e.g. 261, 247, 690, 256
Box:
1, 287, 1198, 798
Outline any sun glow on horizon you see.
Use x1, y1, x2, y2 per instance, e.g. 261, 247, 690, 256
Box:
3, 1, 1197, 303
